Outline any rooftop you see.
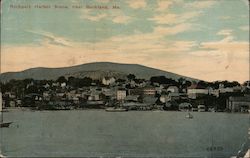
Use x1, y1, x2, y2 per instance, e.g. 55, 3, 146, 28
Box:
229, 96, 250, 102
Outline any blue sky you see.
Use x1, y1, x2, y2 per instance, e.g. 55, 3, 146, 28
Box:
1, 0, 249, 82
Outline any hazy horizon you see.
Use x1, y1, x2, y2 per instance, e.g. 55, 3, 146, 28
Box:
1, 0, 249, 83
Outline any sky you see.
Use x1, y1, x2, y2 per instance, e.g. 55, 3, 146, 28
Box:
0, 0, 249, 83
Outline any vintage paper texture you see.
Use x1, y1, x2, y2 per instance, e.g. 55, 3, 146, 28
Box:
0, 0, 249, 157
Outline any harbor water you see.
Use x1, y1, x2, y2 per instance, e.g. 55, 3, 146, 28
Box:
0, 110, 249, 157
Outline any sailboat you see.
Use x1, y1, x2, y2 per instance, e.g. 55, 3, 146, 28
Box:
0, 92, 12, 128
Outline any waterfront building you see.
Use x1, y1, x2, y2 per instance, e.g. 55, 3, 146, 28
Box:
128, 88, 143, 96
143, 86, 156, 96
125, 95, 139, 102
117, 89, 126, 101
187, 84, 209, 99
227, 96, 250, 112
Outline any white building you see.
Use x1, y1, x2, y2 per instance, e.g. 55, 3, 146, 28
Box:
117, 89, 126, 101
102, 77, 116, 86
208, 87, 219, 97
219, 87, 234, 93
61, 82, 67, 88
187, 84, 208, 99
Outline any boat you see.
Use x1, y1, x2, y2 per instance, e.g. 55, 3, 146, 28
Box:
0, 122, 12, 128
0, 153, 6, 158
185, 112, 193, 119
0, 92, 12, 128
105, 107, 128, 112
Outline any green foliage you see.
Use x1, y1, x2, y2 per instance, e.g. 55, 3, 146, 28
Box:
127, 74, 136, 81
150, 76, 178, 85
25, 85, 39, 94
67, 76, 93, 88
56, 76, 67, 83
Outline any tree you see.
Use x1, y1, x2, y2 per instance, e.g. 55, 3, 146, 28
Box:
183, 80, 192, 88
79, 77, 93, 87
68, 76, 76, 87
25, 85, 39, 94
178, 78, 185, 85
230, 81, 240, 87
127, 74, 136, 81
134, 78, 145, 84
243, 81, 250, 86
56, 76, 67, 84
116, 79, 126, 83
150, 76, 178, 85
197, 80, 209, 88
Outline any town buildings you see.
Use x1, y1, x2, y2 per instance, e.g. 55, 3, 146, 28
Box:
227, 95, 250, 112
1, 75, 250, 113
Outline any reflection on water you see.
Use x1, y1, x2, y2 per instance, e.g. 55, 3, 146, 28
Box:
0, 110, 249, 157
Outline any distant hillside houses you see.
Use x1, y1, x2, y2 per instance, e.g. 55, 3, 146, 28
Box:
1, 74, 250, 112
102, 77, 116, 86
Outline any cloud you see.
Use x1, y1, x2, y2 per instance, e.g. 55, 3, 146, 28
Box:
112, 15, 131, 24
153, 23, 193, 35
79, 8, 132, 24
199, 30, 248, 81
2, 23, 196, 75
185, 1, 217, 9
205, 30, 248, 55
126, 0, 147, 9
2, 27, 248, 82
156, 0, 174, 11
217, 29, 233, 36
81, 13, 108, 22
219, 16, 231, 20
239, 25, 249, 31
170, 54, 248, 82
149, 11, 201, 25
150, 0, 217, 26
172, 28, 249, 82
216, 29, 234, 42
26, 30, 73, 47
110, 23, 193, 43
201, 39, 248, 54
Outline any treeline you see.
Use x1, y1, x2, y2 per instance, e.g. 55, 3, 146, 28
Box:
149, 76, 243, 89
0, 74, 249, 97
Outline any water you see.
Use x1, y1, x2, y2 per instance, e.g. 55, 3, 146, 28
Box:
0, 110, 249, 157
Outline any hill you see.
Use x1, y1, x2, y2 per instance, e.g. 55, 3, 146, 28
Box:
0, 62, 198, 82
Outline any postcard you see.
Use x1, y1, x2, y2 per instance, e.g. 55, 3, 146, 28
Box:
0, 0, 249, 157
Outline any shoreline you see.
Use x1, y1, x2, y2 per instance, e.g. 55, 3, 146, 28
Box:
3, 107, 249, 114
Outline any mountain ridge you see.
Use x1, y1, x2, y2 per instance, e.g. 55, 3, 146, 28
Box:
0, 62, 199, 82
